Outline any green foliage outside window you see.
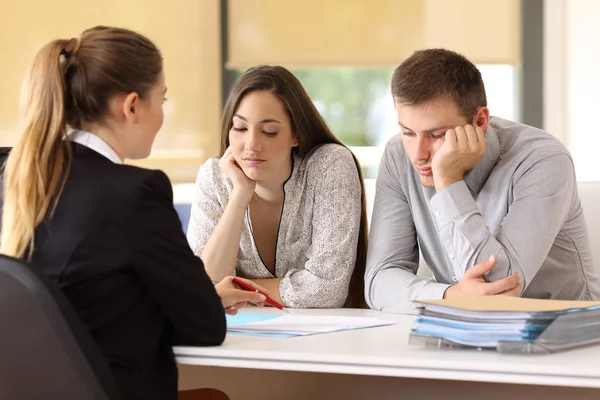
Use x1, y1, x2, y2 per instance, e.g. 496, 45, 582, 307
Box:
235, 68, 394, 147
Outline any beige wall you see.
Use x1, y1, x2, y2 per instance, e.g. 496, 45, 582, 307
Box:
0, 0, 222, 183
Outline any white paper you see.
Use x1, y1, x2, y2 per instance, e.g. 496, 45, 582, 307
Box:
227, 314, 396, 336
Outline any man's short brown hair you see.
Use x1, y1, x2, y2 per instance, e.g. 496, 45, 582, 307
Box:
391, 48, 487, 119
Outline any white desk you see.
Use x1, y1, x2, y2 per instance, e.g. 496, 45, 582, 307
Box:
175, 308, 600, 400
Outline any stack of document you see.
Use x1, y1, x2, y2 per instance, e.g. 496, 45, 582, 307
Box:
227, 312, 396, 338
410, 295, 600, 353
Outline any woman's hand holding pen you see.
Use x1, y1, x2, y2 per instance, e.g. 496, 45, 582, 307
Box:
219, 146, 256, 206
214, 276, 268, 315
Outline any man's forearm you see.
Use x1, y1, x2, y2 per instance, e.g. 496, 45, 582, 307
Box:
366, 267, 451, 313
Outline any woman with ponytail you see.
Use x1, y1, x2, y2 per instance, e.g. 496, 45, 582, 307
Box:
0, 26, 263, 400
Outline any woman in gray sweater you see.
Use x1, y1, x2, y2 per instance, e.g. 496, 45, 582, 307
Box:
187, 65, 368, 309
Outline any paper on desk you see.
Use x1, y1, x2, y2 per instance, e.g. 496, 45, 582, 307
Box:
411, 296, 600, 352
418, 295, 600, 313
415, 295, 600, 320
226, 312, 396, 337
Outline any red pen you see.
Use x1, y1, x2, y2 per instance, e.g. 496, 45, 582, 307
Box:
230, 276, 284, 310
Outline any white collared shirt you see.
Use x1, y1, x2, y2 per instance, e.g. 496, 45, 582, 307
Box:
67, 129, 123, 164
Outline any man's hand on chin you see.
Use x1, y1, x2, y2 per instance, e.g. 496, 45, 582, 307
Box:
431, 124, 486, 192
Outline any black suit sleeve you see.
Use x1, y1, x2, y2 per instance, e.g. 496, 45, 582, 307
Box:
131, 169, 226, 346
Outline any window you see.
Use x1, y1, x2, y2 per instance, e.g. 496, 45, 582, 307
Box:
276, 65, 519, 178
175, 64, 518, 202
290, 68, 395, 178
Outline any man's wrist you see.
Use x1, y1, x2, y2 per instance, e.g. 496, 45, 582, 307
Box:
442, 284, 456, 299
434, 174, 463, 192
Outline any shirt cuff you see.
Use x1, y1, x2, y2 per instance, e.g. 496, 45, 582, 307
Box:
429, 180, 478, 230
279, 275, 293, 307
417, 282, 453, 301
400, 282, 452, 314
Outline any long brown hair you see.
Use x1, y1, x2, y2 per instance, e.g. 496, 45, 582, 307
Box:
221, 65, 368, 308
1, 26, 162, 259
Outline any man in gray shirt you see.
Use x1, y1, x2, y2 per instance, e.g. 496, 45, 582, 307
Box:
365, 49, 600, 313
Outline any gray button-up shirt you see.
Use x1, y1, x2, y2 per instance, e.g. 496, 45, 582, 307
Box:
366, 117, 600, 313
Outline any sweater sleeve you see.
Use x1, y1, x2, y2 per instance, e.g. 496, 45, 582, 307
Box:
186, 159, 228, 258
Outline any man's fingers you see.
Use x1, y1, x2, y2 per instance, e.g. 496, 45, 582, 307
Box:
444, 128, 457, 144
474, 125, 487, 156
501, 283, 522, 297
483, 273, 520, 295
453, 126, 468, 148
475, 125, 485, 142
464, 124, 479, 145
465, 254, 497, 278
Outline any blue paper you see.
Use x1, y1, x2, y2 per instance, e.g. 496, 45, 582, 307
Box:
226, 312, 284, 326
227, 330, 296, 338
225, 311, 395, 338
226, 312, 290, 337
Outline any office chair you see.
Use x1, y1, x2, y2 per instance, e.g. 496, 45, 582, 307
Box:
0, 147, 9, 172
0, 254, 121, 400
174, 203, 192, 234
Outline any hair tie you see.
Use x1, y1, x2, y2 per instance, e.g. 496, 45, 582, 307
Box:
60, 37, 81, 59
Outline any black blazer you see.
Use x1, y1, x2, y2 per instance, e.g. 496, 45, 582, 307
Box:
2, 144, 225, 400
